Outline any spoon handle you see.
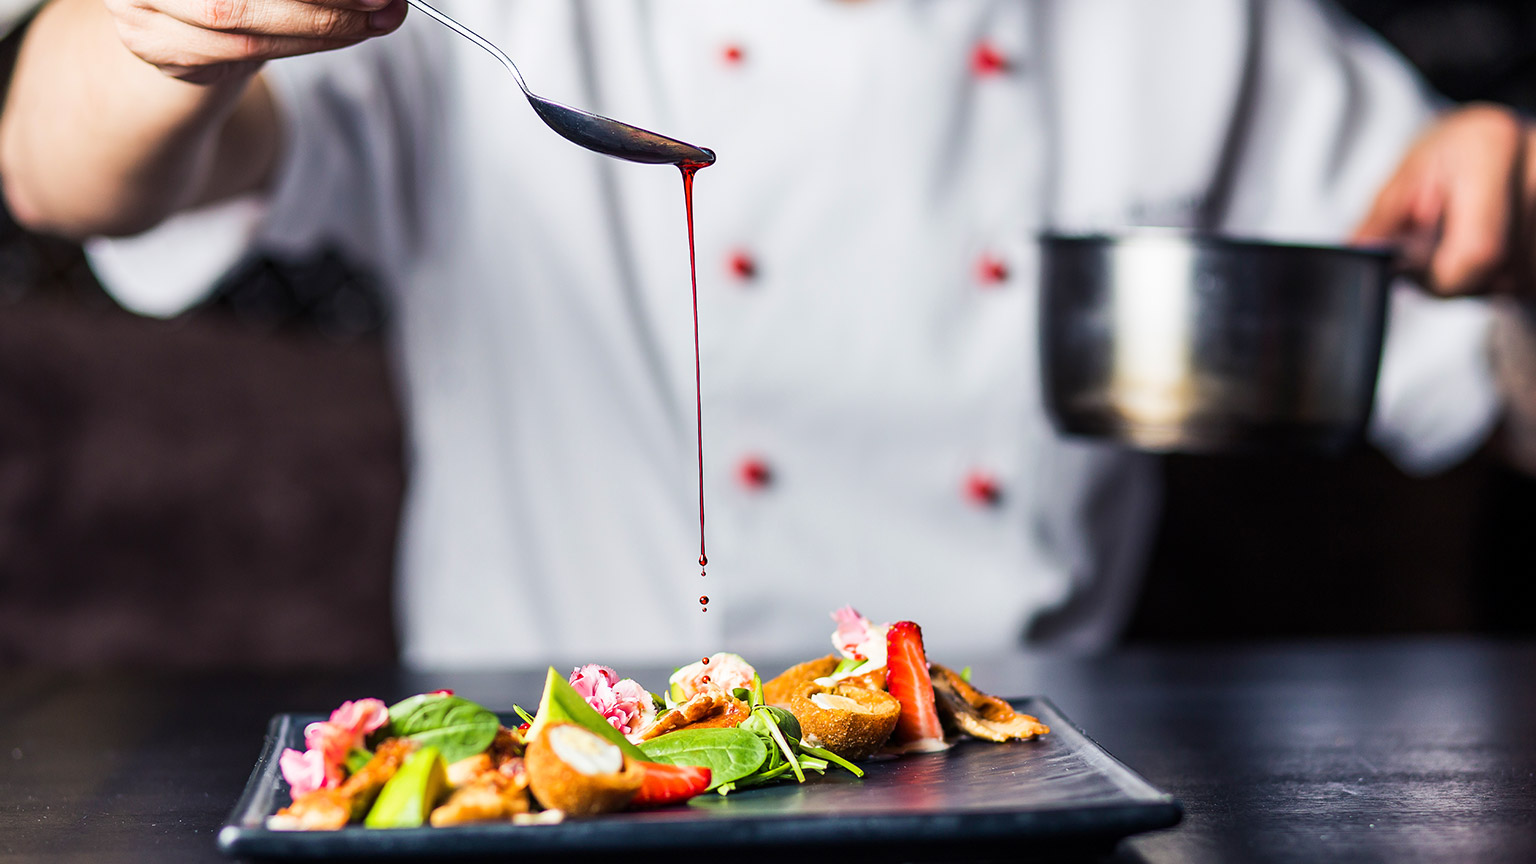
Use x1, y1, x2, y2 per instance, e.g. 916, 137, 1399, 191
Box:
402, 0, 531, 95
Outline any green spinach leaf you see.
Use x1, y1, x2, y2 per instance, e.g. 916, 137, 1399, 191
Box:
386, 694, 499, 763
639, 728, 768, 790
799, 743, 864, 778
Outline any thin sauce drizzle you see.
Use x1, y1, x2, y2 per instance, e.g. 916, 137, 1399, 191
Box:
682, 162, 710, 612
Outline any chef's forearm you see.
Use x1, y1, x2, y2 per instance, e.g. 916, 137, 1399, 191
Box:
0, 0, 277, 240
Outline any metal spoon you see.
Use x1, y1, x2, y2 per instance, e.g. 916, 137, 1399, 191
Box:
402, 0, 716, 166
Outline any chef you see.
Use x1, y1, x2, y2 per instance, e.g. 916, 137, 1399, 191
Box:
2, 0, 1531, 666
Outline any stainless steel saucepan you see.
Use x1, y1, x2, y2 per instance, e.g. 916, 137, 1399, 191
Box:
1038, 230, 1395, 453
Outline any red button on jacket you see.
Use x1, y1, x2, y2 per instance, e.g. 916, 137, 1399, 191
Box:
728, 250, 757, 280
964, 472, 1002, 506
738, 457, 772, 489
970, 41, 1010, 76
976, 255, 1009, 285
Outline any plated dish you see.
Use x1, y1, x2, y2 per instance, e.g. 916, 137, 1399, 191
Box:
219, 607, 1181, 858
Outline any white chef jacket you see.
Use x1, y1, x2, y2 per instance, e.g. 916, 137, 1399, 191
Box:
86, 0, 1498, 668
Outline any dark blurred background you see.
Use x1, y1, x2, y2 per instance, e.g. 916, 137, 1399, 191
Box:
0, 0, 1533, 669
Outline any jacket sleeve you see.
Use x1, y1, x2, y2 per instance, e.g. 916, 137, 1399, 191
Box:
85, 28, 438, 317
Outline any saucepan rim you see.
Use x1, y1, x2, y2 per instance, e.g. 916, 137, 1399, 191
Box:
1038, 228, 1396, 262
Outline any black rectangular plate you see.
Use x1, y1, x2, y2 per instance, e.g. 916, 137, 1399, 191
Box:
219, 698, 1180, 861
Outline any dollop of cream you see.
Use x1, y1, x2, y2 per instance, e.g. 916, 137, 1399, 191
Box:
810, 692, 872, 714
547, 725, 623, 776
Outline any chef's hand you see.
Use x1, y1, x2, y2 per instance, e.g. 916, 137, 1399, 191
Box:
1353, 104, 1536, 297
103, 0, 408, 84
2, 0, 402, 237
1354, 104, 1536, 473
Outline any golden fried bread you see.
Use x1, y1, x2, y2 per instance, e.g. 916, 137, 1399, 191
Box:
763, 655, 839, 707
784, 681, 900, 760
524, 724, 642, 816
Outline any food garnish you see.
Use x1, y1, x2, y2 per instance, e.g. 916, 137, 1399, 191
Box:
883, 620, 949, 753
669, 652, 757, 703
639, 727, 766, 791
277, 698, 390, 798
269, 738, 416, 831
267, 606, 1048, 830
567, 665, 656, 742
524, 668, 649, 761
630, 762, 714, 808
385, 692, 500, 763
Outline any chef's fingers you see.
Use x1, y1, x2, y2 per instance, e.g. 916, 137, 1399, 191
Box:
112, 8, 367, 75
1352, 151, 1446, 288
1426, 110, 1524, 295
1352, 157, 1422, 247
129, 0, 405, 41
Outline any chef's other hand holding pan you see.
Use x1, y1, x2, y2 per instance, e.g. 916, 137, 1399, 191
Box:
1354, 103, 1536, 298
1355, 104, 1536, 470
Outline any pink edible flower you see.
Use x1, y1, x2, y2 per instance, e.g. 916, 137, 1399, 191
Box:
568, 665, 657, 741
670, 653, 757, 703
831, 606, 875, 659
279, 747, 342, 798
304, 719, 355, 767
282, 697, 390, 796
330, 698, 390, 738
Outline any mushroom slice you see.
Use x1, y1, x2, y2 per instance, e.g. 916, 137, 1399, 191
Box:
929, 664, 1050, 742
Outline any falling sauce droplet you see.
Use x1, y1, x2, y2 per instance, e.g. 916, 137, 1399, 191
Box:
701, 674, 711, 684
699, 596, 709, 605
701, 656, 710, 665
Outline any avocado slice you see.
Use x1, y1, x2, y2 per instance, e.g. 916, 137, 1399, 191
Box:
363, 746, 448, 829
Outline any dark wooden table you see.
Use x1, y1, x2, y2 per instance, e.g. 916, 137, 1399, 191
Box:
2, 638, 1532, 862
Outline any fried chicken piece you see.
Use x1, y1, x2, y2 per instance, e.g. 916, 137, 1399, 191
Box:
445, 726, 526, 787
430, 759, 531, 826
267, 788, 352, 831
268, 738, 417, 831
446, 753, 492, 788
638, 691, 752, 740
929, 664, 1050, 742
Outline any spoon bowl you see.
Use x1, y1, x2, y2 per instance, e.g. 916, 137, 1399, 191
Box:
403, 0, 715, 166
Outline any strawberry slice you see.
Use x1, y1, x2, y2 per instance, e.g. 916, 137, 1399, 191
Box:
631, 762, 712, 808
884, 621, 948, 751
